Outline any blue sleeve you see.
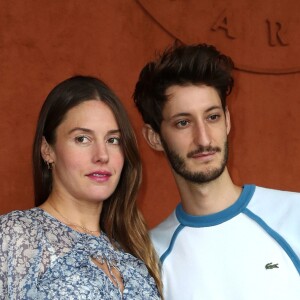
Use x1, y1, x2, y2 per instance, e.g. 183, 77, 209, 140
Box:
0, 211, 41, 299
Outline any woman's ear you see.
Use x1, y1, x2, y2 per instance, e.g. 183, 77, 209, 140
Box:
41, 137, 55, 163
142, 124, 164, 151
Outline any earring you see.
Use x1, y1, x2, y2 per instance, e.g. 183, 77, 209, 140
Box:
45, 160, 52, 170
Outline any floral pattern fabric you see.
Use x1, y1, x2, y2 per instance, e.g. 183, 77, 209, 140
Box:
0, 208, 160, 300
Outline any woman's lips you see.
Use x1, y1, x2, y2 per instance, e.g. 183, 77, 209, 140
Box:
86, 171, 112, 182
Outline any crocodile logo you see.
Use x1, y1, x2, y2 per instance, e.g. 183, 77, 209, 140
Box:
265, 262, 279, 270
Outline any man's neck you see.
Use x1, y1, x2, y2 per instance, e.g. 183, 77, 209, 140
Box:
174, 168, 242, 216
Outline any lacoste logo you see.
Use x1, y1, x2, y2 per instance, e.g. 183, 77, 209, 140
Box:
265, 262, 279, 269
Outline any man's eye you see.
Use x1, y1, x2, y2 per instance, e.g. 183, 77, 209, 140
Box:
208, 114, 220, 121
176, 120, 189, 128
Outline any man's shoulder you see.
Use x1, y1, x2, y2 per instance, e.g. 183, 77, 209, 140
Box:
150, 209, 180, 235
250, 186, 300, 259
150, 209, 180, 258
252, 186, 300, 206
248, 185, 300, 219
255, 185, 300, 197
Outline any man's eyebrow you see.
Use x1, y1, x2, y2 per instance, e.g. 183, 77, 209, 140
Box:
205, 105, 222, 113
168, 106, 222, 120
168, 112, 191, 120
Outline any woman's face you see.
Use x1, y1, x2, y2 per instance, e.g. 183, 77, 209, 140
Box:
42, 100, 124, 204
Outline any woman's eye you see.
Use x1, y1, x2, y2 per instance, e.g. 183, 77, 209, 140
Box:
176, 120, 189, 128
75, 136, 90, 144
107, 137, 120, 145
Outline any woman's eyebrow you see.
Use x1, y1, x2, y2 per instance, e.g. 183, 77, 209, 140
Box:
67, 127, 93, 135
67, 127, 121, 135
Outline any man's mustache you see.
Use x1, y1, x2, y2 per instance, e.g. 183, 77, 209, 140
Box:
187, 146, 221, 158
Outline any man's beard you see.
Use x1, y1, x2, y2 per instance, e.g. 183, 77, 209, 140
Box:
161, 139, 228, 184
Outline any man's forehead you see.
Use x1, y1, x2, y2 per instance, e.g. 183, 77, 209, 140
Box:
163, 85, 222, 113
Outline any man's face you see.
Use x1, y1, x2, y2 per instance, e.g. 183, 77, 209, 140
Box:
159, 85, 230, 184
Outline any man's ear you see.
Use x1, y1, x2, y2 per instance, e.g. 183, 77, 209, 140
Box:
225, 107, 231, 135
41, 137, 55, 163
142, 124, 164, 151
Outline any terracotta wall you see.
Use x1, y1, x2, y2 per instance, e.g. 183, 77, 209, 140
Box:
0, 0, 299, 228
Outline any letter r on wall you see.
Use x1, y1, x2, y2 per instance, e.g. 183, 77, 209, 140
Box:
266, 19, 289, 47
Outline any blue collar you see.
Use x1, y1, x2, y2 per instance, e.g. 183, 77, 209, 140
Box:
175, 184, 256, 227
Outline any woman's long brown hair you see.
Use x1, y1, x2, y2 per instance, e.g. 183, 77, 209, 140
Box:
32, 76, 163, 296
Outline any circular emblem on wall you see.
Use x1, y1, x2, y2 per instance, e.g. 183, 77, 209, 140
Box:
137, 0, 300, 74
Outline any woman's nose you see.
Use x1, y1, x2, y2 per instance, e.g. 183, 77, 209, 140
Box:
92, 142, 109, 163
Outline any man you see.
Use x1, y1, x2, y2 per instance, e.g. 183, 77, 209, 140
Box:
133, 44, 300, 299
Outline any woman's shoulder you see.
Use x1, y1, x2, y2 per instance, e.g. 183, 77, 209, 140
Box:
0, 208, 42, 238
1, 207, 40, 223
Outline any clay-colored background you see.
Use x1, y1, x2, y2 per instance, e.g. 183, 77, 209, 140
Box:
0, 0, 299, 228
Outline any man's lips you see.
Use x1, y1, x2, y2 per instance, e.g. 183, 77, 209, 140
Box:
191, 151, 216, 158
187, 146, 221, 158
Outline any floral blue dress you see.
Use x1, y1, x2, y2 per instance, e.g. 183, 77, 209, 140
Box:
0, 208, 161, 299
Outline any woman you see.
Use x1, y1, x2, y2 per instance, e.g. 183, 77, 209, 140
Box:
0, 76, 162, 299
